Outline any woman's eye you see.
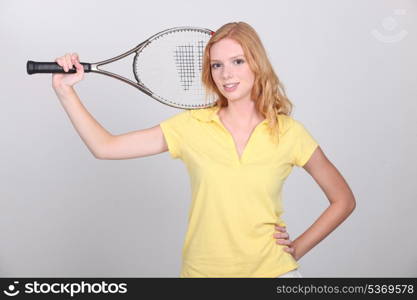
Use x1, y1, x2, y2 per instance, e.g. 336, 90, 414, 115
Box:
211, 63, 221, 69
234, 59, 245, 65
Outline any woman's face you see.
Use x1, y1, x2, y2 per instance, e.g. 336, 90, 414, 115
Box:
210, 38, 255, 103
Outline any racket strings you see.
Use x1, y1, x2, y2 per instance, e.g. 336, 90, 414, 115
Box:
175, 44, 196, 91
135, 28, 215, 108
197, 40, 205, 72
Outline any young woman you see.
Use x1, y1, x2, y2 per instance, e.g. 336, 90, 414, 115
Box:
52, 22, 355, 278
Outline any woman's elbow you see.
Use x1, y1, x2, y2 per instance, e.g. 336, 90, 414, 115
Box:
332, 195, 356, 213
344, 196, 356, 212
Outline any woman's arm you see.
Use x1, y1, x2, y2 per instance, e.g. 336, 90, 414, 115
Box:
97, 125, 168, 160
292, 146, 356, 261
53, 53, 168, 160
56, 87, 113, 158
53, 53, 115, 158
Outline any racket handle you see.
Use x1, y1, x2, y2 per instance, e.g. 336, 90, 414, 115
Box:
26, 60, 91, 75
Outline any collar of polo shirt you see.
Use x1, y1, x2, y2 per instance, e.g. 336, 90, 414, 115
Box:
189, 105, 272, 125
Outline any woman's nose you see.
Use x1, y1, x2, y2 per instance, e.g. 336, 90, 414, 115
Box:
221, 66, 233, 79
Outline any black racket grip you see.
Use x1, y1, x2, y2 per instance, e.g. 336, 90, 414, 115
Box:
26, 60, 91, 75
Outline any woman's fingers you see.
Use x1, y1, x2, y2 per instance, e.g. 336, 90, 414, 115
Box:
60, 55, 67, 72
274, 224, 295, 257
73, 55, 83, 71
274, 232, 290, 239
275, 225, 286, 232
275, 235, 289, 243
62, 53, 70, 72
52, 52, 84, 90
274, 226, 288, 241
68, 53, 74, 70
277, 238, 292, 245
54, 53, 82, 73
284, 246, 295, 254
73, 58, 84, 81
274, 226, 291, 245
57, 55, 67, 72
55, 57, 64, 70
278, 238, 294, 252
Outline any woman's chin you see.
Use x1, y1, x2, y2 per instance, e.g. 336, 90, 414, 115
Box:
220, 91, 238, 100
225, 95, 243, 102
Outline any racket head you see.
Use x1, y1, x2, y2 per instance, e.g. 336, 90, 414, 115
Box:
133, 27, 217, 109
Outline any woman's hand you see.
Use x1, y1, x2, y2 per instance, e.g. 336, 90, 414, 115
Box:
52, 53, 85, 93
274, 224, 297, 259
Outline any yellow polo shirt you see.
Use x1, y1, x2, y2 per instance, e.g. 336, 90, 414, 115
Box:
159, 105, 319, 277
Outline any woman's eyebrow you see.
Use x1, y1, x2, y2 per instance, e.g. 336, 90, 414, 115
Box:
210, 54, 245, 62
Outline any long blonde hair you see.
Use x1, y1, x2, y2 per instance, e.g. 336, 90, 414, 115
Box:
202, 22, 293, 143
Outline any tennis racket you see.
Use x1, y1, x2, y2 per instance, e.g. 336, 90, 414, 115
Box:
27, 26, 216, 109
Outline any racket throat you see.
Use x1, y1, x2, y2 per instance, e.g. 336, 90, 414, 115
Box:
90, 63, 153, 96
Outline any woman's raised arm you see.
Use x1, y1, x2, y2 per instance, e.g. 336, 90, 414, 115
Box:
53, 52, 168, 160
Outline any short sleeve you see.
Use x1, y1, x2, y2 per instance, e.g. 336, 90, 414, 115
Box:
159, 110, 189, 159
292, 119, 319, 167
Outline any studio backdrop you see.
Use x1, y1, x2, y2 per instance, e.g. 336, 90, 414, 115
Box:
0, 0, 415, 277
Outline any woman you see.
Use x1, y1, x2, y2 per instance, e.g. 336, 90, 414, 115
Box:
52, 22, 356, 278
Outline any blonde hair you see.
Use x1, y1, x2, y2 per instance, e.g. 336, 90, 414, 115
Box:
202, 21, 293, 143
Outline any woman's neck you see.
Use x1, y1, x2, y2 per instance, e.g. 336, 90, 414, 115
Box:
218, 99, 265, 128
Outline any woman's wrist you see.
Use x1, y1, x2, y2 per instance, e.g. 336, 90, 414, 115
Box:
54, 84, 76, 99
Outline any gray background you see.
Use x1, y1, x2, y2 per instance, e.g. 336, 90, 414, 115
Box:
1, 0, 416, 277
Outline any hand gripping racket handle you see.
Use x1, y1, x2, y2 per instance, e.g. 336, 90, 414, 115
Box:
26, 60, 91, 74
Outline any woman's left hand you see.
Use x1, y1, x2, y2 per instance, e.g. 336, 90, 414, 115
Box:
274, 224, 296, 259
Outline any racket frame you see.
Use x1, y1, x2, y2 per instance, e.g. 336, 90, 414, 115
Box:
89, 26, 215, 109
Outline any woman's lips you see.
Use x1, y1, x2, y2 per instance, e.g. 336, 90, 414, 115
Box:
223, 82, 239, 92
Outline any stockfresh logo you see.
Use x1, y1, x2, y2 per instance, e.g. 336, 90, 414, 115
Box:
3, 281, 20, 297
